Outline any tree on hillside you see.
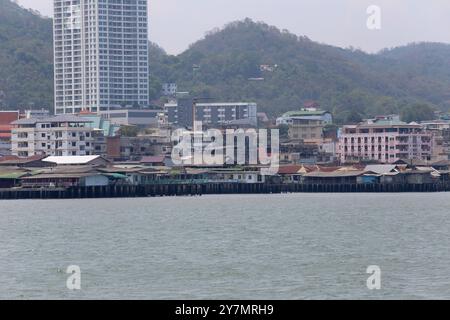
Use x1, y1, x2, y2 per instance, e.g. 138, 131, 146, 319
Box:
400, 103, 436, 123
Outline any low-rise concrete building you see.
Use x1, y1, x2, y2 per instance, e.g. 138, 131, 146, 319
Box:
287, 118, 325, 142
338, 121, 433, 164
100, 109, 160, 128
78, 113, 120, 157
207, 169, 266, 184
11, 115, 94, 157
165, 99, 258, 128
21, 172, 110, 188
421, 120, 450, 162
107, 135, 172, 161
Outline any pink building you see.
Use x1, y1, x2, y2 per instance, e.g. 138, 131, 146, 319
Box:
338, 122, 432, 164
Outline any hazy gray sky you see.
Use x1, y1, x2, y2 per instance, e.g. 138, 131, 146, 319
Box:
16, 0, 450, 54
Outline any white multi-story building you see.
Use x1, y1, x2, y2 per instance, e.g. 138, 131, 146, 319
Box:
53, 0, 149, 115
11, 115, 94, 157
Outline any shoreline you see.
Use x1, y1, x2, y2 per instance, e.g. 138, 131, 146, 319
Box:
1, 182, 449, 200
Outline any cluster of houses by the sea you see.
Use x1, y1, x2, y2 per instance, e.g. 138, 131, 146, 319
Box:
1, 154, 450, 191
2, 96, 450, 194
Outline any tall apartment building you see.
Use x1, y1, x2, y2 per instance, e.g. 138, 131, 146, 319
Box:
338, 121, 433, 164
53, 0, 149, 115
11, 115, 94, 157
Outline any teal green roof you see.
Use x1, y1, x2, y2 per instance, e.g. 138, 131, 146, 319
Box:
368, 120, 408, 126
80, 115, 120, 137
283, 110, 330, 117
0, 171, 27, 179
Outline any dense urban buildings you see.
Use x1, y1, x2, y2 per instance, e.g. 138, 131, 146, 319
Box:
11, 115, 95, 157
276, 107, 337, 163
277, 108, 334, 141
53, 0, 149, 115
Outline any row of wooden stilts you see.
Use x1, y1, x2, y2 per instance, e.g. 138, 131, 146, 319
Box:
0, 182, 449, 200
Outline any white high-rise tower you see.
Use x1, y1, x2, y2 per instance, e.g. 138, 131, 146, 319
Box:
53, 0, 149, 114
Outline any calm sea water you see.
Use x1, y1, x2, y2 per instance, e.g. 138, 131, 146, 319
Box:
0, 193, 449, 300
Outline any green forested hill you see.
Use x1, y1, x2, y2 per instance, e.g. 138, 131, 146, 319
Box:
378, 43, 450, 106
149, 19, 450, 122
0, 0, 53, 109
1, 1, 449, 123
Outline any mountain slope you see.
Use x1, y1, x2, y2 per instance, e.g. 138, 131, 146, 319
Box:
0, 0, 53, 109
379, 43, 450, 105
151, 19, 450, 122
0, 2, 449, 124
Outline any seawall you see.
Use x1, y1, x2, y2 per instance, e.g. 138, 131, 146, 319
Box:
0, 182, 449, 200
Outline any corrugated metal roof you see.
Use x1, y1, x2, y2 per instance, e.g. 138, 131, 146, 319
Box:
140, 156, 166, 163
12, 115, 93, 125
432, 160, 450, 167
278, 165, 303, 175
185, 168, 210, 175
416, 167, 437, 172
304, 170, 368, 178
0, 155, 47, 165
43, 155, 102, 165
0, 171, 28, 179
196, 102, 255, 107
365, 165, 398, 174
98, 167, 144, 173
38, 165, 97, 174
401, 170, 435, 174
11, 118, 39, 125
358, 121, 421, 128
22, 172, 102, 179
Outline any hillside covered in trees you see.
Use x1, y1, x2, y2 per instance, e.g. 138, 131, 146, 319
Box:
1, 0, 450, 124
0, 0, 53, 109
149, 19, 450, 123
